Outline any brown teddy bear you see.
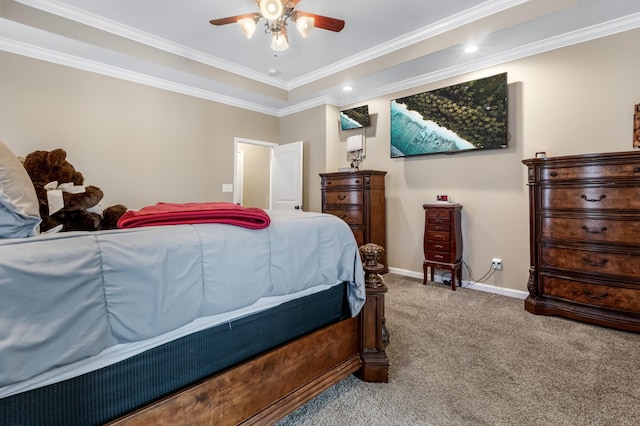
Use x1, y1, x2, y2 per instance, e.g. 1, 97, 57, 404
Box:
22, 148, 127, 232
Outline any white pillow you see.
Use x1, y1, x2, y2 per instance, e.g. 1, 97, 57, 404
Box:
0, 139, 41, 238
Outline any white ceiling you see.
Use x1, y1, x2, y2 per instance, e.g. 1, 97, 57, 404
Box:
1, 0, 640, 115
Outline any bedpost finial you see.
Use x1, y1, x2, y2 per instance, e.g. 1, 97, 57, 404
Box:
359, 243, 385, 288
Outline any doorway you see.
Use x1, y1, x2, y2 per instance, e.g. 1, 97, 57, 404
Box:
233, 137, 303, 211
234, 138, 276, 209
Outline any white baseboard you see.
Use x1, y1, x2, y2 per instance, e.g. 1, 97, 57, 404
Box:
387, 267, 528, 299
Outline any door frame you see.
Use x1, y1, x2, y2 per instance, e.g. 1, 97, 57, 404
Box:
233, 137, 278, 206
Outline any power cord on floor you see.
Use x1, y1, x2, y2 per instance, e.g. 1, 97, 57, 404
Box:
460, 260, 497, 288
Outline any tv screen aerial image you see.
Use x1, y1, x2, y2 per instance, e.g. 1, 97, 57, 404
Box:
390, 73, 507, 157
340, 105, 370, 130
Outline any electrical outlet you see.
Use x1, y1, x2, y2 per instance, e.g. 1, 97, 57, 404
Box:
492, 258, 503, 270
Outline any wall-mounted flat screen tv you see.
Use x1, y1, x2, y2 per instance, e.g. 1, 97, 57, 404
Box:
390, 72, 508, 157
340, 105, 370, 130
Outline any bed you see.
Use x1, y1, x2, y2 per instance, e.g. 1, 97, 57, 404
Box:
0, 207, 389, 425
0, 139, 388, 424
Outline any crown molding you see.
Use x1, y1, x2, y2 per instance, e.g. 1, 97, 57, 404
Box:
2, 9, 639, 116
13, 0, 290, 90
0, 35, 280, 116
277, 95, 338, 117
15, 0, 527, 92
286, 0, 529, 89
338, 12, 640, 107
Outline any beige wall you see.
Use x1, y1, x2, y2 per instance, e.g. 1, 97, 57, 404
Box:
327, 28, 639, 292
238, 143, 271, 209
279, 105, 328, 213
0, 51, 279, 210
1, 28, 638, 294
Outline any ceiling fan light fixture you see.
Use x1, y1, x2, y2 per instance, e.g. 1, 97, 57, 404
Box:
296, 16, 314, 38
259, 0, 284, 21
238, 17, 257, 39
271, 32, 289, 51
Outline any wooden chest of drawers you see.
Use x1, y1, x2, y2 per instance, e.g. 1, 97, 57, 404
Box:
320, 170, 387, 272
422, 203, 463, 290
523, 151, 640, 332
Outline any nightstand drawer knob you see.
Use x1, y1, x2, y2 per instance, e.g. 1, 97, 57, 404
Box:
634, 166, 640, 173
580, 194, 606, 202
550, 171, 558, 177
581, 225, 607, 234
338, 194, 346, 200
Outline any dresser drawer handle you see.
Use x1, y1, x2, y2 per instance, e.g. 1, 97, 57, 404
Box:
338, 194, 347, 200
580, 194, 606, 202
581, 225, 607, 234
549, 171, 558, 177
337, 212, 347, 219
582, 257, 608, 267
582, 288, 608, 300
434, 244, 444, 249
433, 254, 444, 260
634, 167, 640, 173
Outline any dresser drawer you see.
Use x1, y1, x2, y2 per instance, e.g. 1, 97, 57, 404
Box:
428, 217, 450, 228
428, 209, 450, 221
427, 230, 450, 242
540, 216, 640, 245
541, 246, 640, 278
540, 163, 640, 181
426, 251, 452, 263
427, 223, 450, 232
541, 276, 640, 312
323, 209, 363, 225
324, 190, 363, 205
541, 186, 640, 210
322, 176, 364, 187
427, 241, 450, 252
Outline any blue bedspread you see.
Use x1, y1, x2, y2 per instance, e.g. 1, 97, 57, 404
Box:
0, 210, 365, 389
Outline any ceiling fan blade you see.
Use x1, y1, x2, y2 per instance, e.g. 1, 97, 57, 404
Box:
209, 14, 257, 26
295, 11, 345, 32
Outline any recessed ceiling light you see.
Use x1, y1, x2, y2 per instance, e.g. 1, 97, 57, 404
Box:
268, 68, 280, 76
464, 45, 478, 53
342, 86, 353, 92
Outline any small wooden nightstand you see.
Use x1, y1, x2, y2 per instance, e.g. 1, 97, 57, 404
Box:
422, 203, 463, 290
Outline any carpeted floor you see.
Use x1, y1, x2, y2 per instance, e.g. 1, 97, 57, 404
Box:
276, 274, 640, 425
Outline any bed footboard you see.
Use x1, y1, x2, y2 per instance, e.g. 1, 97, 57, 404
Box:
110, 244, 390, 426
109, 317, 361, 426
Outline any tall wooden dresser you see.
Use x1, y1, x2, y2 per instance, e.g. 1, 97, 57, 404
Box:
320, 170, 387, 273
523, 151, 640, 332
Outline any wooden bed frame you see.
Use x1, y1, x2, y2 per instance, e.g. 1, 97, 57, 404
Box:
109, 244, 389, 426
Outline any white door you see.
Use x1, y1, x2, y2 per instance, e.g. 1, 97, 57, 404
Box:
270, 141, 303, 211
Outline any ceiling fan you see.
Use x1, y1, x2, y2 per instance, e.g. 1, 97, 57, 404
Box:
210, 0, 345, 52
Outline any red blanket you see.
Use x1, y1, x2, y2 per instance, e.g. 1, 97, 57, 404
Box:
117, 202, 270, 230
